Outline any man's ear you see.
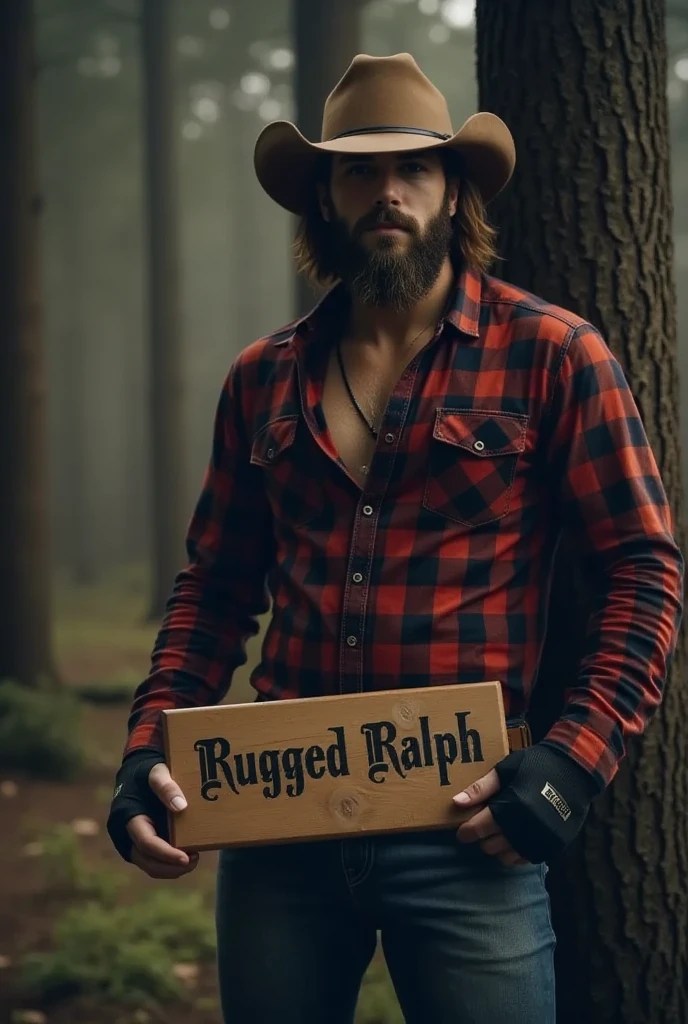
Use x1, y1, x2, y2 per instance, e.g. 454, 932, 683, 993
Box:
317, 181, 332, 222
448, 178, 460, 218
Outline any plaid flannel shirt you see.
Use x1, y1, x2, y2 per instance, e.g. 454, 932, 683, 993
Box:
124, 268, 684, 791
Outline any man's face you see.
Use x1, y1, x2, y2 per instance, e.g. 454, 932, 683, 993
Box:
318, 150, 459, 311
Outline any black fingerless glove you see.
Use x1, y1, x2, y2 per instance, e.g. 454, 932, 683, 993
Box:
488, 744, 603, 864
106, 750, 167, 863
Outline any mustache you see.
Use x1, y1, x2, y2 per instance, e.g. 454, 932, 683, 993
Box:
353, 208, 418, 239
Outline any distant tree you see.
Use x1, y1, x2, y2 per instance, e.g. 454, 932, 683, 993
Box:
0, 0, 57, 686
293, 0, 365, 315
141, 0, 186, 618
476, 2, 688, 1021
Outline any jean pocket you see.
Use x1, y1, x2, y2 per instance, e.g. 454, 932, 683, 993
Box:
423, 408, 527, 527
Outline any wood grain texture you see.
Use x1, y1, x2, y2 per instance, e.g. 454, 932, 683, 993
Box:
476, 2, 688, 1021
163, 681, 508, 850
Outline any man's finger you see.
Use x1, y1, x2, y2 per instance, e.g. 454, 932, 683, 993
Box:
456, 807, 501, 844
148, 762, 188, 812
479, 833, 514, 857
131, 846, 199, 879
453, 768, 501, 807
126, 814, 191, 866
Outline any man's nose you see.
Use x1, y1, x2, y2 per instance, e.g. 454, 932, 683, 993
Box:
374, 170, 403, 206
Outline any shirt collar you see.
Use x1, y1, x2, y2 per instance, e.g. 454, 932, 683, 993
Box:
445, 266, 481, 338
275, 266, 483, 348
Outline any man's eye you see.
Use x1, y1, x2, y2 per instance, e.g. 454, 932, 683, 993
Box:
402, 162, 426, 174
346, 164, 372, 176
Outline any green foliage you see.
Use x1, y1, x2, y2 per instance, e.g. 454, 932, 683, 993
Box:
357, 959, 404, 1024
74, 681, 136, 704
38, 823, 123, 904
0, 679, 85, 780
18, 889, 216, 1006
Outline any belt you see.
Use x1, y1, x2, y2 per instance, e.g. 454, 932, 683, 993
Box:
507, 722, 532, 751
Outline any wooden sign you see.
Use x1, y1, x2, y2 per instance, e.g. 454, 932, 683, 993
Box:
162, 681, 509, 852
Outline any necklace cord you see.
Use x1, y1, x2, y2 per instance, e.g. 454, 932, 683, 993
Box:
336, 319, 438, 441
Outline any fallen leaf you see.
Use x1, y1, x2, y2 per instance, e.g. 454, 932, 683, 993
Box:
172, 962, 199, 985
23, 842, 43, 857
70, 818, 99, 836
0, 780, 18, 797
0, 954, 11, 968
12, 1010, 48, 1024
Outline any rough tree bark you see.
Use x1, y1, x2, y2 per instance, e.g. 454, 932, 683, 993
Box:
293, 0, 364, 316
141, 0, 186, 619
475, 2, 687, 1021
0, 0, 56, 686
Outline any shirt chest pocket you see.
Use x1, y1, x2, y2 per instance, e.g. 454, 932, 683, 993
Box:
250, 415, 326, 527
423, 409, 528, 527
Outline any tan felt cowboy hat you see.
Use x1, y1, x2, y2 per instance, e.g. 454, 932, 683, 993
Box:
254, 52, 516, 216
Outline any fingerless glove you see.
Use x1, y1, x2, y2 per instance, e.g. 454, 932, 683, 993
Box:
106, 750, 167, 863
488, 743, 603, 864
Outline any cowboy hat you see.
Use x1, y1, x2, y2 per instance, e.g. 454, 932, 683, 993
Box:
254, 52, 516, 216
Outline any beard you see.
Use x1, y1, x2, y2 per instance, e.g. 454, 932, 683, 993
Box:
325, 192, 454, 312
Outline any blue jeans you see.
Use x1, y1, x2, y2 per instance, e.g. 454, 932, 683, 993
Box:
215, 828, 556, 1023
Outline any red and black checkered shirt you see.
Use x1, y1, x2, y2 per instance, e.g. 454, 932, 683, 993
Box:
124, 268, 684, 790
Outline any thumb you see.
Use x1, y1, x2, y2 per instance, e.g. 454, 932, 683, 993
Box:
148, 762, 188, 813
453, 768, 501, 807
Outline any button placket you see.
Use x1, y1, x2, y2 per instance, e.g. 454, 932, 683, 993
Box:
338, 371, 416, 696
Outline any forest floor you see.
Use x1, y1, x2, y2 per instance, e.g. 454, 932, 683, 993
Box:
1, 565, 402, 1024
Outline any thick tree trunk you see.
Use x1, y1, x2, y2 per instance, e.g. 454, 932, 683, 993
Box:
292, 0, 363, 315
476, 2, 688, 1021
141, 0, 186, 619
0, 1, 56, 686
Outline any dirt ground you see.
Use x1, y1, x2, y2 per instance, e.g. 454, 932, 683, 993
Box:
1, 569, 399, 1024
0, 701, 227, 1024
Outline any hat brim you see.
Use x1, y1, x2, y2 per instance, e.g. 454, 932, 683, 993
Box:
254, 112, 516, 215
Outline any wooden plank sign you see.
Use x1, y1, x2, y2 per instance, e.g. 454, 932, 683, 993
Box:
162, 681, 509, 852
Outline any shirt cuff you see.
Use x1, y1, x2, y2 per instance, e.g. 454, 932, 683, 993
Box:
539, 718, 621, 792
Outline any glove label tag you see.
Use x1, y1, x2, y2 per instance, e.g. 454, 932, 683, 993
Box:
541, 782, 571, 821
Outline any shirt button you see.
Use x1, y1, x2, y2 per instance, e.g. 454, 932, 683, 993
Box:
352, 572, 363, 583
384, 433, 395, 444
346, 635, 358, 647
362, 505, 374, 516
266, 447, 275, 460
473, 440, 485, 452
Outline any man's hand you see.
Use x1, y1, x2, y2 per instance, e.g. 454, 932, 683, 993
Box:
125, 764, 199, 879
453, 769, 529, 867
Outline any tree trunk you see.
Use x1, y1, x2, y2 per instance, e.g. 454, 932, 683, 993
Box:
292, 0, 363, 316
475, 2, 688, 1021
0, 0, 56, 686
60, 182, 96, 586
141, 0, 186, 619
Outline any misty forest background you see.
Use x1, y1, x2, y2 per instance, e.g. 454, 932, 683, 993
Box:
36, 0, 688, 592
3, 2, 688, 1024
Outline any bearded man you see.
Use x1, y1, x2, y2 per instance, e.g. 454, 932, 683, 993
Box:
106, 54, 683, 1024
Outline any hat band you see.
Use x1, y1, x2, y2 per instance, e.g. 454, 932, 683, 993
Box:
329, 125, 452, 141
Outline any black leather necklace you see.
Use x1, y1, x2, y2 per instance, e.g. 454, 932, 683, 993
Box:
336, 340, 379, 438
335, 320, 437, 441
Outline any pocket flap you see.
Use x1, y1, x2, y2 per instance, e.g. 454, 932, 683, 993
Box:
250, 416, 298, 467
433, 409, 527, 457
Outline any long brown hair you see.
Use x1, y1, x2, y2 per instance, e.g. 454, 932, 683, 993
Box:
293, 150, 500, 286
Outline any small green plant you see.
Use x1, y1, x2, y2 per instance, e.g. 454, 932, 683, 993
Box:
19, 889, 216, 1006
0, 679, 85, 780
38, 823, 123, 904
